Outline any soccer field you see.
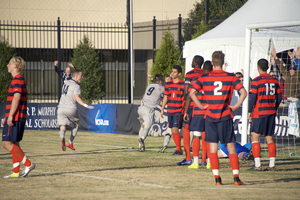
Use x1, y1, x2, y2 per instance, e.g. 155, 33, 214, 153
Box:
0, 130, 300, 200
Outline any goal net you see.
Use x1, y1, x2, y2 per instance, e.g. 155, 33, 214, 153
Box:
242, 21, 300, 157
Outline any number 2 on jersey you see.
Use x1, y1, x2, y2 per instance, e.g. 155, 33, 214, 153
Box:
214, 81, 223, 95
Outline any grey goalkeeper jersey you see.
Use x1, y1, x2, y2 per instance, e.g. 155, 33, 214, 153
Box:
141, 83, 164, 109
58, 79, 81, 109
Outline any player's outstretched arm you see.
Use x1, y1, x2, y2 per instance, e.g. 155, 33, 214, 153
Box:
189, 88, 207, 110
160, 95, 168, 118
74, 94, 94, 109
229, 88, 247, 112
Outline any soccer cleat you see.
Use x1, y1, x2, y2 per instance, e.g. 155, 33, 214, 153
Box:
188, 163, 199, 169
177, 159, 192, 165
61, 138, 66, 151
206, 163, 211, 169
264, 166, 276, 171
138, 138, 145, 152
201, 161, 207, 166
3, 172, 19, 178
172, 150, 183, 156
234, 177, 245, 185
20, 163, 36, 178
242, 151, 254, 161
158, 146, 167, 153
215, 177, 222, 185
248, 166, 262, 171
67, 142, 75, 151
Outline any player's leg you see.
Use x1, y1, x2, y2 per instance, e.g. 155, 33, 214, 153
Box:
2, 122, 35, 178
249, 132, 262, 170
227, 142, 244, 185
169, 115, 183, 155
201, 132, 208, 165
181, 107, 193, 164
188, 132, 200, 169
137, 107, 152, 152
59, 125, 67, 151
67, 121, 79, 151
264, 114, 276, 171
158, 129, 171, 153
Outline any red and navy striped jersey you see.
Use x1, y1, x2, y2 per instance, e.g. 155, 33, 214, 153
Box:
5, 73, 27, 122
185, 68, 203, 108
190, 87, 207, 117
249, 73, 282, 118
164, 79, 185, 115
192, 70, 244, 122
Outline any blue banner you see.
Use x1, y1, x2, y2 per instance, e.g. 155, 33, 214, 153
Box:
87, 104, 117, 133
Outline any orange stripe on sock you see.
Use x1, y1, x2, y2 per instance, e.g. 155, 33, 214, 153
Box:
268, 142, 276, 158
192, 138, 200, 157
252, 142, 261, 158
183, 128, 191, 160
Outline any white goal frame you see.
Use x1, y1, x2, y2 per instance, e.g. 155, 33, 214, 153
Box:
241, 21, 300, 145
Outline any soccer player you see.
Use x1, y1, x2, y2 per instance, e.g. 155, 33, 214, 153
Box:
218, 142, 252, 160
158, 75, 173, 153
57, 69, 94, 151
177, 55, 204, 165
185, 60, 213, 169
2, 56, 35, 178
248, 58, 282, 171
161, 65, 185, 156
138, 74, 164, 152
54, 61, 76, 82
190, 51, 247, 185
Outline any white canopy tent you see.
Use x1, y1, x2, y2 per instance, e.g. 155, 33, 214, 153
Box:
183, 0, 300, 145
183, 0, 300, 77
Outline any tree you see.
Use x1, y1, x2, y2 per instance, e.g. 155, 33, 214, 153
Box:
150, 28, 184, 81
71, 35, 104, 104
183, 0, 248, 41
0, 39, 15, 102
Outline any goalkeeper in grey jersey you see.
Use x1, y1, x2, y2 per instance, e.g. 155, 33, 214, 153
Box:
138, 74, 164, 152
57, 69, 94, 151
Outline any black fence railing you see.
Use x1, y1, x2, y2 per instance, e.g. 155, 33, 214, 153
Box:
0, 15, 218, 104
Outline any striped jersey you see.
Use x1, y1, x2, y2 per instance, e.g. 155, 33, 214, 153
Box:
189, 87, 207, 117
164, 79, 185, 115
141, 83, 164, 109
193, 70, 244, 122
5, 73, 27, 122
248, 73, 282, 118
185, 68, 203, 108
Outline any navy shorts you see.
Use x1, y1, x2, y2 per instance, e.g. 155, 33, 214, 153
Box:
205, 119, 235, 143
183, 107, 193, 125
2, 121, 26, 142
190, 115, 205, 132
250, 114, 276, 136
168, 114, 183, 129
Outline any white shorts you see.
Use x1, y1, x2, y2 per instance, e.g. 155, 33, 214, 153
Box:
137, 106, 154, 127
57, 107, 79, 126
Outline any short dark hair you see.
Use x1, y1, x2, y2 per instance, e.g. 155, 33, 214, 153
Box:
203, 60, 213, 73
212, 51, 225, 67
257, 59, 269, 72
172, 65, 182, 74
193, 55, 204, 68
154, 74, 163, 83
235, 72, 243, 78
72, 69, 82, 77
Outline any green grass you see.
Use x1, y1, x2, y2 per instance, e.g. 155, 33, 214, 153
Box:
0, 130, 300, 200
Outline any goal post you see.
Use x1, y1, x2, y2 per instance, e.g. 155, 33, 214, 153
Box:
242, 21, 300, 146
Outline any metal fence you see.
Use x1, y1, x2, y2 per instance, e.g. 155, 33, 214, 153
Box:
0, 16, 209, 104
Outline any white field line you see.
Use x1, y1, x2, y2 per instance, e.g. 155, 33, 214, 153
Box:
0, 166, 299, 191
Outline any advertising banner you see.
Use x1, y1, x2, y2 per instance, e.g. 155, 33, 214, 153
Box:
86, 104, 117, 133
